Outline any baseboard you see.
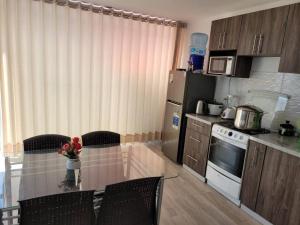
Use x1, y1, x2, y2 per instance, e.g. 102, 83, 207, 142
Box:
183, 164, 206, 182
241, 204, 273, 225
121, 132, 161, 143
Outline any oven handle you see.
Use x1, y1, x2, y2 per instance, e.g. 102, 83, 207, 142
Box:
211, 132, 248, 150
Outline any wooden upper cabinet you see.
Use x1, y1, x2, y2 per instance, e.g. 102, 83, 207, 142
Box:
209, 19, 226, 50
279, 3, 300, 74
238, 6, 289, 56
240, 140, 267, 211
209, 16, 242, 50
255, 147, 300, 225
237, 11, 263, 55
223, 16, 243, 50
259, 6, 289, 56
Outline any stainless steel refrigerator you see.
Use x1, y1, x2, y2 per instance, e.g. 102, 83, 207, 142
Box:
162, 70, 216, 163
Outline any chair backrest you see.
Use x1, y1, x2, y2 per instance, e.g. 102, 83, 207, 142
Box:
23, 134, 71, 151
82, 131, 120, 147
19, 191, 95, 225
96, 177, 162, 225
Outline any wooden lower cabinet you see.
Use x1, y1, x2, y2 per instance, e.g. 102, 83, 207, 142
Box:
255, 147, 300, 225
183, 119, 210, 177
240, 140, 267, 211
241, 142, 300, 225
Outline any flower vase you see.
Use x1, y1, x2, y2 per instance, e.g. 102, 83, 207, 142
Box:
66, 158, 81, 170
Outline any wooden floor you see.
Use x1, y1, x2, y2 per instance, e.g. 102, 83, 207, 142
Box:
146, 142, 261, 225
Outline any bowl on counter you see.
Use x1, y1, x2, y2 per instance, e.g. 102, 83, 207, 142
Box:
208, 102, 223, 116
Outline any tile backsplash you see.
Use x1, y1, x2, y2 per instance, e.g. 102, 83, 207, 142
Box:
214, 57, 300, 130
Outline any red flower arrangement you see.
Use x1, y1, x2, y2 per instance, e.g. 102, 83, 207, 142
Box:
58, 137, 82, 159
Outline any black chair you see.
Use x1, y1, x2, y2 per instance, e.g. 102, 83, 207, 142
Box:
23, 134, 71, 152
19, 191, 95, 225
96, 177, 162, 225
81, 131, 120, 147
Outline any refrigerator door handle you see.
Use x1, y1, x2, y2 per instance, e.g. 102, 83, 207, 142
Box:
167, 100, 182, 107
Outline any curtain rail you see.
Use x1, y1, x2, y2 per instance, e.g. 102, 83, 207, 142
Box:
32, 0, 179, 27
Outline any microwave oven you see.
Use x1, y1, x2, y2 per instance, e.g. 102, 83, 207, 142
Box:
208, 56, 235, 75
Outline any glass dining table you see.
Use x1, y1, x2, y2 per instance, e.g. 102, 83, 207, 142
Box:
0, 143, 178, 224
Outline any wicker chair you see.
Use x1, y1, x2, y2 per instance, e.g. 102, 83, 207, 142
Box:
81, 131, 120, 147
96, 177, 162, 225
19, 191, 95, 225
23, 134, 71, 152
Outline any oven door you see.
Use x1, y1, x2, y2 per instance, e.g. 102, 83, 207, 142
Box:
208, 136, 246, 180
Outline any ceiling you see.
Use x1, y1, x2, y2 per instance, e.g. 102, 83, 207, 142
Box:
87, 0, 289, 22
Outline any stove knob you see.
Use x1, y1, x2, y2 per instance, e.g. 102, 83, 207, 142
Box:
234, 134, 238, 138
239, 136, 244, 140
228, 131, 233, 137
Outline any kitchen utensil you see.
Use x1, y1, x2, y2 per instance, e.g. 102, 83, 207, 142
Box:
196, 100, 208, 115
221, 107, 236, 119
279, 120, 295, 136
208, 102, 223, 116
234, 105, 264, 130
224, 95, 239, 108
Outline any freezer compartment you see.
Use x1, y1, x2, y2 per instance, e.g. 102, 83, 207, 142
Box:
166, 71, 186, 104
162, 101, 183, 162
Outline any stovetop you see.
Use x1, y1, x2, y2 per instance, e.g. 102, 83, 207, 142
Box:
217, 121, 270, 135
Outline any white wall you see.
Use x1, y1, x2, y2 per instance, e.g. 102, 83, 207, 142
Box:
214, 58, 300, 130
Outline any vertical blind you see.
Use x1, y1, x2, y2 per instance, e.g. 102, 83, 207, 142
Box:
0, 0, 177, 146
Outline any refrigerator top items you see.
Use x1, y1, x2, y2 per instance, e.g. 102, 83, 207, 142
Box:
162, 70, 216, 163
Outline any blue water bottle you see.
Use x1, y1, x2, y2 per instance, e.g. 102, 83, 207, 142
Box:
188, 33, 208, 73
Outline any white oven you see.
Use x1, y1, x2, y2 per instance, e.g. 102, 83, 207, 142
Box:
206, 124, 249, 205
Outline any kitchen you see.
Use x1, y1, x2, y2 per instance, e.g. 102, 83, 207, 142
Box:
0, 0, 300, 225
162, 2, 300, 225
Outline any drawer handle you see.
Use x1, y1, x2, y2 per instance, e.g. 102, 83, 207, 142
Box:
189, 136, 201, 143
186, 155, 198, 162
192, 123, 204, 128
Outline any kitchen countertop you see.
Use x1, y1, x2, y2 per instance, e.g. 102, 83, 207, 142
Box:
186, 113, 300, 158
250, 133, 300, 158
186, 113, 225, 125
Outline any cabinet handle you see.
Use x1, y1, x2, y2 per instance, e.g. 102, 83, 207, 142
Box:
253, 146, 259, 167
222, 32, 226, 49
218, 34, 222, 49
186, 154, 198, 162
192, 123, 204, 128
190, 136, 201, 143
252, 35, 258, 54
257, 34, 264, 54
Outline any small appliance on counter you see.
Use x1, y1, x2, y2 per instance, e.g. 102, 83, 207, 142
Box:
221, 107, 236, 119
196, 100, 208, 115
234, 105, 264, 130
279, 121, 295, 136
207, 101, 223, 116
221, 95, 239, 119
